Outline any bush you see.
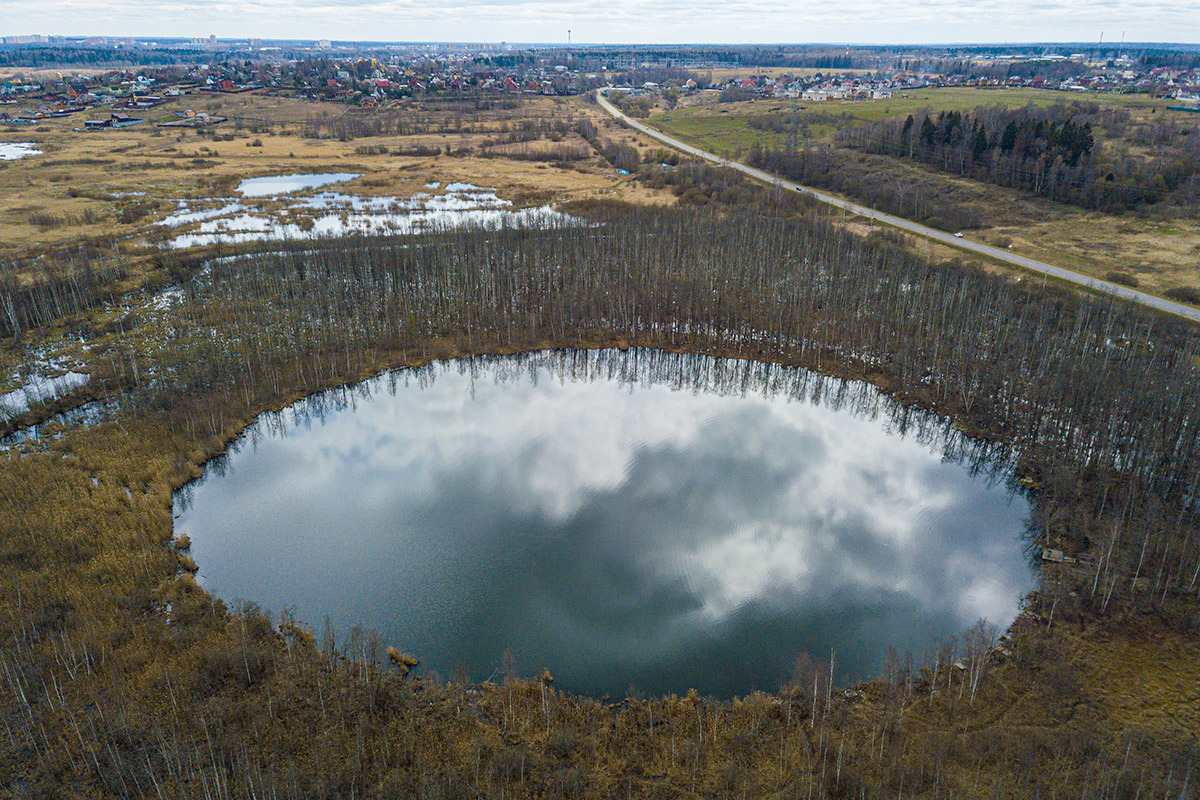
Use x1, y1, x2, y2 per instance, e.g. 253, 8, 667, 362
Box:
719, 87, 756, 103
28, 211, 68, 229
1164, 285, 1200, 304
1105, 271, 1140, 287
79, 208, 105, 225
598, 138, 639, 172
484, 143, 590, 163
32, 599, 72, 633
393, 144, 441, 157
614, 95, 655, 118
116, 199, 156, 224
549, 728, 578, 759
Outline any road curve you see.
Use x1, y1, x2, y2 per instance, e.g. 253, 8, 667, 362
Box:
596, 93, 1200, 324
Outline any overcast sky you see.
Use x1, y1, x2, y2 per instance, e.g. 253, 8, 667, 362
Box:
4, 0, 1196, 46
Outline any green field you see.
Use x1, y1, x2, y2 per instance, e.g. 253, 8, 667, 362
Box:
652, 87, 1170, 157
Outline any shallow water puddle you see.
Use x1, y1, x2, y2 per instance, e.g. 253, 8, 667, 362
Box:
1, 370, 90, 418
0, 142, 43, 160
235, 172, 361, 197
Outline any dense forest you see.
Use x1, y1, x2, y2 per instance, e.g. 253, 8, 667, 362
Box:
837, 103, 1200, 212
3, 203, 1200, 797
578, 46, 878, 70
0, 45, 211, 68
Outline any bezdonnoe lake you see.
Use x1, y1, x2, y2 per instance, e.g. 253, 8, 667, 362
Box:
174, 349, 1035, 698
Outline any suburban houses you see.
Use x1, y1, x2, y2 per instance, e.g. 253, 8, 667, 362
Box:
2, 41, 1198, 128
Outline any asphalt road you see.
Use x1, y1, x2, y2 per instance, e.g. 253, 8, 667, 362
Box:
596, 93, 1200, 324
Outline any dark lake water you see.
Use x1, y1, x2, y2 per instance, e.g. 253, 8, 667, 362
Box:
174, 349, 1035, 698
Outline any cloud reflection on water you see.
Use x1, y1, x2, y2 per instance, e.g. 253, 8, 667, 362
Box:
175, 349, 1034, 697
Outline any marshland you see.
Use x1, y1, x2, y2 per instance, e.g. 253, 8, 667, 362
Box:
4, 194, 1200, 797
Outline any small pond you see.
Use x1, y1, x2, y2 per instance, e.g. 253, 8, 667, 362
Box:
174, 349, 1035, 698
236, 172, 360, 197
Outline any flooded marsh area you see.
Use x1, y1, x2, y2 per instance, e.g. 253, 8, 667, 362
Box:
158, 173, 574, 248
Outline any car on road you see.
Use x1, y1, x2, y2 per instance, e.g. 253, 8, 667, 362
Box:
954, 232, 964, 238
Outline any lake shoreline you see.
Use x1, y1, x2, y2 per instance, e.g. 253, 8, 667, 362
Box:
173, 346, 1034, 697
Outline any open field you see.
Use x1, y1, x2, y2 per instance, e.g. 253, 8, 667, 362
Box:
661, 87, 1175, 153
6, 85, 1195, 310
9, 86, 1192, 326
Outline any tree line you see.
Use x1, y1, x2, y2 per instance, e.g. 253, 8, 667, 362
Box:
745, 143, 989, 231
838, 102, 1200, 212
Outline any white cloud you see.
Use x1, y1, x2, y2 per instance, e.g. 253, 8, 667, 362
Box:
8, 0, 1197, 43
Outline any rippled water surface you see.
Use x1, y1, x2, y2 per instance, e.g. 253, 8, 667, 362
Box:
175, 349, 1035, 697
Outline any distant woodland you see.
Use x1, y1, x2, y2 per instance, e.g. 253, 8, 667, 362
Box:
838, 103, 1200, 212
740, 102, 1200, 231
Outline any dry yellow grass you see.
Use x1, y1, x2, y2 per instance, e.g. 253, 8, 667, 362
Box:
990, 216, 1200, 296
0, 94, 680, 259
1071, 624, 1200, 736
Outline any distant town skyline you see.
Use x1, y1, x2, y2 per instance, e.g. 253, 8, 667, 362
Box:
2, 0, 1197, 48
